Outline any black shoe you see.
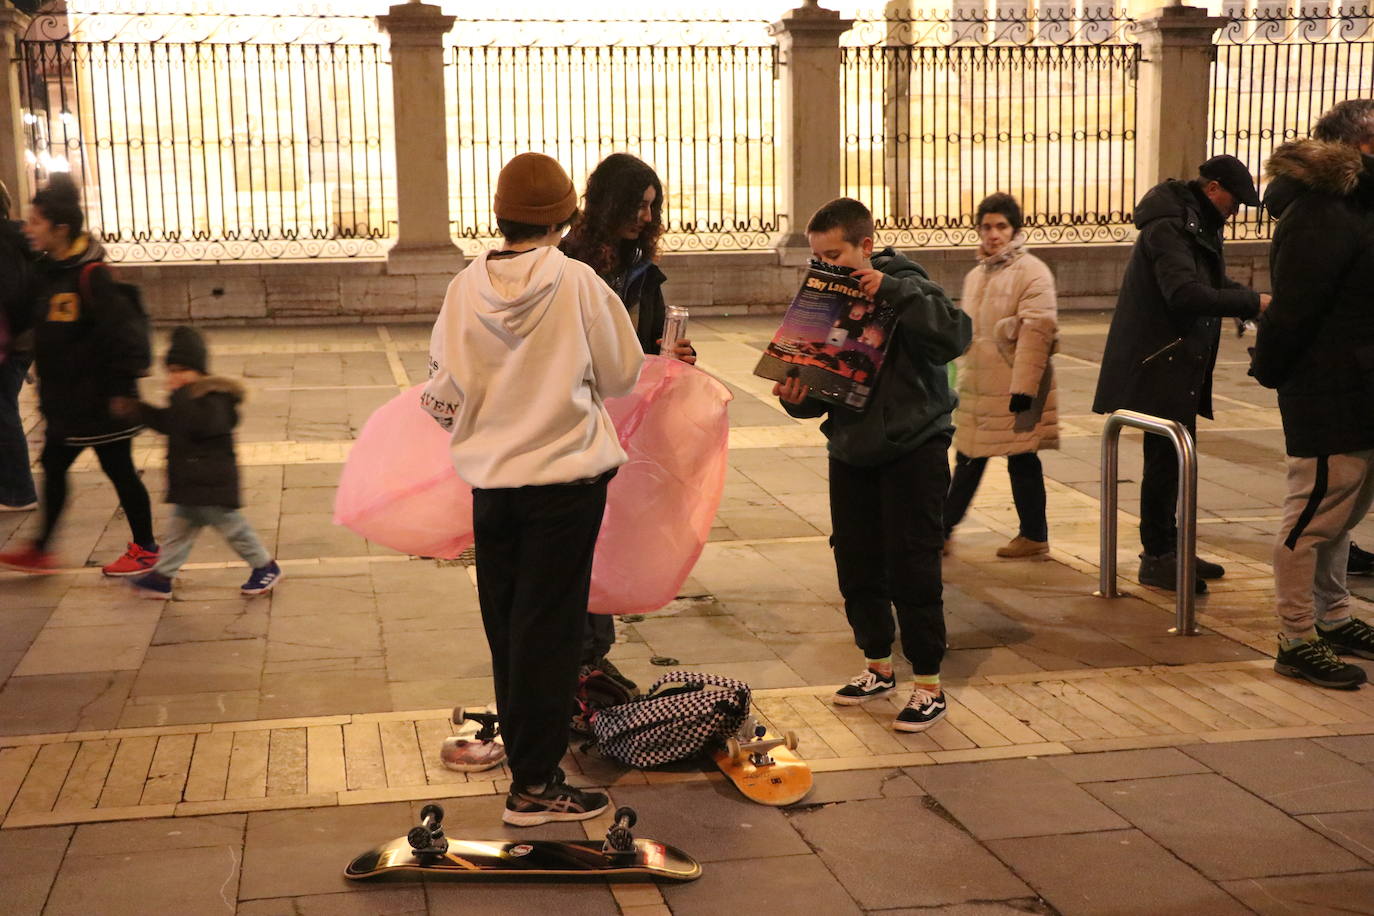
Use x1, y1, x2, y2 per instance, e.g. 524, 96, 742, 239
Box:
1320, 618, 1374, 660
1274, 637, 1367, 690
833, 668, 898, 706
591, 656, 640, 697
502, 768, 609, 826
1349, 542, 1374, 577
1194, 556, 1225, 580
1138, 552, 1207, 594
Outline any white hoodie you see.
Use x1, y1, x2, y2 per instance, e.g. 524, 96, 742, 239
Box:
421, 246, 644, 489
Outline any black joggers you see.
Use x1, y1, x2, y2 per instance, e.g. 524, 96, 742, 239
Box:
472, 472, 611, 790
829, 434, 950, 677
943, 451, 1049, 543
1140, 422, 1196, 557
39, 436, 154, 551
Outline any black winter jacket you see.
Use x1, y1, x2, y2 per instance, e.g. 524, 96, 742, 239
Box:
611, 257, 670, 356
1252, 140, 1374, 457
138, 375, 245, 508
1092, 180, 1260, 425
781, 247, 972, 467
0, 219, 37, 358
25, 235, 149, 444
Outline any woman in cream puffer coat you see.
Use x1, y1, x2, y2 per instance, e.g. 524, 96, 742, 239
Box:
944, 193, 1059, 558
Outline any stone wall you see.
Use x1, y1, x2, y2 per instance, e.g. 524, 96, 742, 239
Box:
119, 240, 1273, 325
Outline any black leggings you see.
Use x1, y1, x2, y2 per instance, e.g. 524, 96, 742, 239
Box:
39, 437, 154, 551
944, 451, 1049, 543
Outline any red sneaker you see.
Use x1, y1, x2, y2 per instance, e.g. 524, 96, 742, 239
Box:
102, 542, 159, 577
0, 543, 60, 574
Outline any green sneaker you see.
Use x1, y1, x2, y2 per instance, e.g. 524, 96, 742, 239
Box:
1320, 618, 1374, 661
1274, 637, 1367, 690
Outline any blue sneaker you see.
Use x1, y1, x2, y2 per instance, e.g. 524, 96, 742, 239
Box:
241, 560, 282, 596
129, 571, 173, 599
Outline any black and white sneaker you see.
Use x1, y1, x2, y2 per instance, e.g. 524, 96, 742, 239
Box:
1274, 637, 1367, 690
241, 560, 282, 596
502, 768, 609, 827
1320, 618, 1374, 661
894, 687, 948, 732
833, 668, 897, 706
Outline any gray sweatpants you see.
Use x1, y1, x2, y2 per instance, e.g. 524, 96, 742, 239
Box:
1273, 450, 1374, 639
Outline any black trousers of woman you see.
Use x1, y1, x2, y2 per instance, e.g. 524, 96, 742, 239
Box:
943, 451, 1049, 543
38, 436, 154, 551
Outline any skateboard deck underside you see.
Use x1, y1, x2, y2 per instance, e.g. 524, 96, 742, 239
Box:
345, 836, 701, 881
713, 744, 813, 806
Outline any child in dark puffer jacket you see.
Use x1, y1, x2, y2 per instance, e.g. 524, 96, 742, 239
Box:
122, 326, 281, 598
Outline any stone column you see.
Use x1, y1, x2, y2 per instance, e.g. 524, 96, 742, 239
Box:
377, 1, 464, 275
769, 2, 854, 258
0, 9, 32, 212
1134, 5, 1229, 193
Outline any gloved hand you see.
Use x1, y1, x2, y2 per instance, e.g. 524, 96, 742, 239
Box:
1008, 393, 1033, 413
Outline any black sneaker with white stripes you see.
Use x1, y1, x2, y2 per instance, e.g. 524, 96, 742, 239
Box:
502, 768, 609, 827
1274, 637, 1367, 690
1349, 542, 1374, 576
832, 668, 897, 706
1321, 617, 1374, 660
894, 687, 948, 732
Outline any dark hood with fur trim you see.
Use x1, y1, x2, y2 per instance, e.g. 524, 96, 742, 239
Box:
138, 374, 246, 507
1263, 139, 1374, 218
1252, 139, 1374, 457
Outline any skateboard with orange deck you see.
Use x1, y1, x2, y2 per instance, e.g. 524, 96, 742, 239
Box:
712, 721, 813, 806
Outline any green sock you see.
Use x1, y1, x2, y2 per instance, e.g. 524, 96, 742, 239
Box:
1280, 633, 1319, 650
866, 656, 893, 674
913, 673, 941, 693
1317, 617, 1352, 632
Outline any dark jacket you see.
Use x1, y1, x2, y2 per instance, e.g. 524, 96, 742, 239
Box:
138, 375, 245, 508
1252, 140, 1374, 457
781, 247, 972, 467
1092, 180, 1261, 425
27, 235, 150, 444
612, 257, 669, 356
0, 219, 37, 358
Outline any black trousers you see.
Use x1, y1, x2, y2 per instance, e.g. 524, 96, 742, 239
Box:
943, 451, 1049, 543
1140, 422, 1195, 557
829, 434, 949, 676
582, 612, 615, 665
39, 436, 154, 551
472, 473, 610, 789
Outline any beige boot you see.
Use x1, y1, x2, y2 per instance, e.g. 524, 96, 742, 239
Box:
996, 536, 1049, 558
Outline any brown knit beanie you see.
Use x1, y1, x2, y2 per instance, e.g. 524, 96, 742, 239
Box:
493, 152, 577, 226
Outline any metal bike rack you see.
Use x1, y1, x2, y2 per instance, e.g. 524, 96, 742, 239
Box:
1096, 410, 1199, 636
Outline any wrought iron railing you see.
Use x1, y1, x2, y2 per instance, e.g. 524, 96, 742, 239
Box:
17, 12, 393, 261
842, 12, 1139, 246
445, 20, 779, 253
1211, 6, 1374, 240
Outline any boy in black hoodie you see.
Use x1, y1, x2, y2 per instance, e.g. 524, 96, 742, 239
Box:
122, 326, 281, 598
775, 198, 971, 732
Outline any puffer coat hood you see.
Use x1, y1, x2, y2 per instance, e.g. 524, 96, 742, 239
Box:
138, 374, 246, 508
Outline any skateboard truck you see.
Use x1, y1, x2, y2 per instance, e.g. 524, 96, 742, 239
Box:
726, 730, 799, 768
453, 707, 500, 743
407, 803, 448, 856
602, 806, 638, 860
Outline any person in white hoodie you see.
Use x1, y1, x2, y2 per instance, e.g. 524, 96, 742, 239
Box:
422, 153, 644, 826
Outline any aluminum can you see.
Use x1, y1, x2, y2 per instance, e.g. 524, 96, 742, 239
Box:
661, 305, 689, 357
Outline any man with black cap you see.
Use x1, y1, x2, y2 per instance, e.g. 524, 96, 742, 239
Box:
421, 152, 643, 825
1093, 155, 1268, 593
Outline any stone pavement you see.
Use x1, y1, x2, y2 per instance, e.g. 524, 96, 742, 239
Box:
1, 314, 1373, 914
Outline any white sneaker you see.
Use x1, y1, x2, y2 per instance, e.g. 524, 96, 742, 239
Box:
833, 668, 897, 706
0, 501, 37, 512
894, 687, 948, 733
440, 736, 507, 772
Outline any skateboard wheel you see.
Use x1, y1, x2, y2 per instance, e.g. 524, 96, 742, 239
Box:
452, 706, 466, 726
783, 731, 799, 751
726, 737, 743, 762
407, 825, 435, 851
419, 803, 445, 825
614, 806, 637, 829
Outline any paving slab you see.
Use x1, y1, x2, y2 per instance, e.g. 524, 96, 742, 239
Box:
803, 767, 924, 805
662, 853, 861, 916
1084, 773, 1365, 880
67, 813, 245, 854
0, 825, 72, 916
912, 757, 1129, 840
788, 796, 1031, 909
1299, 810, 1374, 865
132, 639, 266, 697
989, 829, 1250, 916
1316, 734, 1374, 763
1181, 738, 1374, 814
239, 802, 413, 900
44, 842, 241, 916
1220, 871, 1374, 914
0, 671, 135, 735
607, 782, 810, 863
1047, 748, 1212, 783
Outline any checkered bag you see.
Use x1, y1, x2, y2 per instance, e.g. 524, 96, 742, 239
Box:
590, 671, 751, 768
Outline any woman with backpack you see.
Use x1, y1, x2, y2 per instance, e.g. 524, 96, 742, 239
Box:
0, 174, 157, 575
